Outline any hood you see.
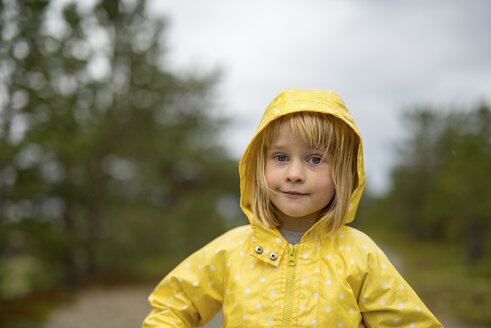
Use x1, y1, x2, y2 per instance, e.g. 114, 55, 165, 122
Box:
239, 88, 365, 227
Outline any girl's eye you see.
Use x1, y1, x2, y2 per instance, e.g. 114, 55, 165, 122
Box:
308, 156, 322, 164
274, 154, 288, 162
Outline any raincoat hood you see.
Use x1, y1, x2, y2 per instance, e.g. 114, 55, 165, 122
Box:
239, 88, 365, 226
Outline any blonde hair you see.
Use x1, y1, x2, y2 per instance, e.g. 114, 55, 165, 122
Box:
249, 112, 359, 234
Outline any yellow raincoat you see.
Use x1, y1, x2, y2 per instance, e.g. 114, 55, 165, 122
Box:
143, 89, 442, 327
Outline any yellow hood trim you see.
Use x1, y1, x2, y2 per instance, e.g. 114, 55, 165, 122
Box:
239, 88, 365, 227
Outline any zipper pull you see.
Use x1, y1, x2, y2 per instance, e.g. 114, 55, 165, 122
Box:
288, 244, 297, 267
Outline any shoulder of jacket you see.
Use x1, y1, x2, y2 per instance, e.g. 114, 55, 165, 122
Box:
328, 226, 386, 261
203, 224, 253, 254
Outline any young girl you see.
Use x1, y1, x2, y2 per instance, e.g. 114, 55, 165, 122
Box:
142, 89, 442, 327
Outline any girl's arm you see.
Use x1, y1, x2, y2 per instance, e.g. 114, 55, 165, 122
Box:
142, 240, 226, 327
356, 241, 443, 327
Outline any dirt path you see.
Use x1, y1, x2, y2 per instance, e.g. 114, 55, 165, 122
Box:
46, 283, 486, 328
46, 284, 222, 328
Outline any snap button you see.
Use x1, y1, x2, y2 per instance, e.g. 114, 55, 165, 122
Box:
269, 252, 278, 261
255, 246, 263, 254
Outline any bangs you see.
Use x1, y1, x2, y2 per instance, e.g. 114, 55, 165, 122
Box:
264, 112, 339, 157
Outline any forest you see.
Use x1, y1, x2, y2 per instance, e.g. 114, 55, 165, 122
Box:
0, 0, 490, 327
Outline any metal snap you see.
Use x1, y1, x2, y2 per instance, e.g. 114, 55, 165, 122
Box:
255, 246, 263, 254
269, 252, 278, 261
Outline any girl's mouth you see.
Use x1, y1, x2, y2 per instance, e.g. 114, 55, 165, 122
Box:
282, 190, 307, 197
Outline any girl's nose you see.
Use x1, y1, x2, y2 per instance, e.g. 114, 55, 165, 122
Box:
286, 160, 305, 183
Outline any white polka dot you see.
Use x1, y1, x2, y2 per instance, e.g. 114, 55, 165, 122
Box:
362, 298, 367, 303
208, 282, 212, 287
300, 104, 307, 108
210, 265, 215, 271
226, 288, 230, 294
245, 288, 250, 294
349, 308, 354, 314
380, 300, 386, 306
288, 99, 293, 102
251, 236, 256, 242
346, 247, 351, 251
242, 315, 247, 320
260, 277, 266, 283
339, 234, 344, 238
192, 281, 198, 286
270, 290, 276, 296
299, 305, 305, 311
233, 301, 237, 307
382, 281, 387, 287
339, 246, 344, 250
416, 306, 421, 312
257, 303, 261, 308
326, 280, 332, 285
249, 264, 255, 269
314, 293, 319, 299
182, 305, 187, 310
178, 277, 183, 282
312, 320, 318, 325
339, 293, 344, 299
276, 237, 282, 243
394, 318, 399, 323
325, 306, 332, 312
350, 259, 355, 264
398, 303, 404, 308
315, 267, 320, 273
274, 110, 280, 114
240, 251, 245, 256
338, 269, 342, 274
303, 254, 308, 259
227, 263, 231, 268
268, 317, 273, 322
238, 240, 244, 245
399, 284, 404, 290
235, 275, 240, 280
198, 264, 202, 270
150, 320, 156, 323
204, 248, 208, 253
338, 322, 343, 327
363, 245, 368, 249
301, 279, 307, 284
314, 99, 320, 102
326, 255, 332, 260
226, 237, 230, 241
410, 323, 415, 328
381, 263, 387, 269
316, 244, 321, 249
185, 263, 190, 267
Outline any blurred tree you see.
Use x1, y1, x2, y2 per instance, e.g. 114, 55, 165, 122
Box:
388, 105, 491, 264
0, 0, 240, 299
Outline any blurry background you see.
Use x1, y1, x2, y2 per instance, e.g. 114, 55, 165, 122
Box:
0, 0, 490, 327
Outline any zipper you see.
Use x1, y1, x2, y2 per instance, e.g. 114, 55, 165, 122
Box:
282, 244, 298, 328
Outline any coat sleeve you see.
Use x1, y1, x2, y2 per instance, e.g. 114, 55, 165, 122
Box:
142, 239, 226, 328
356, 238, 443, 327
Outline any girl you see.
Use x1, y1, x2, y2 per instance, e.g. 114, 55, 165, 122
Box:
142, 89, 442, 327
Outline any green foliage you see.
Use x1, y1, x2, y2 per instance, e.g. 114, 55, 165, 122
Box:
0, 0, 241, 305
388, 105, 491, 263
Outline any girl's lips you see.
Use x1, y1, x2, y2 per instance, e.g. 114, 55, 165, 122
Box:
282, 190, 307, 197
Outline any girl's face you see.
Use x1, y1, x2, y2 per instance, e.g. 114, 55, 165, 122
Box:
265, 119, 335, 232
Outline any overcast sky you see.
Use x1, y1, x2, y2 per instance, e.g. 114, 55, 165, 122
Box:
148, 0, 491, 194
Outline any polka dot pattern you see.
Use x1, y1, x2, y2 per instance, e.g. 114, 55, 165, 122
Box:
144, 191, 442, 327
